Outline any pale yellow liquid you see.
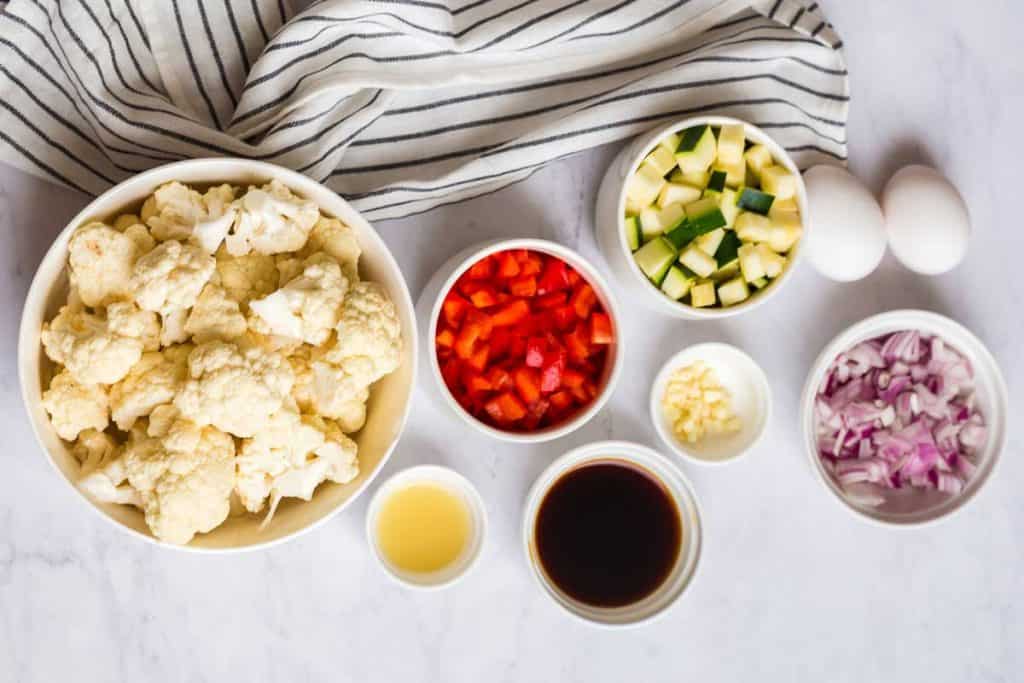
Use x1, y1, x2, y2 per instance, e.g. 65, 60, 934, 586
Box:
376, 483, 471, 574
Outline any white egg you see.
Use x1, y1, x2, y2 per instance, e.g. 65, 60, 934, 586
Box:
803, 165, 887, 282
882, 165, 970, 275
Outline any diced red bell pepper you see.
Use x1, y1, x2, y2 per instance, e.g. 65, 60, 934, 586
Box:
540, 349, 566, 393
525, 337, 546, 368
561, 368, 586, 389
536, 259, 570, 295
454, 310, 492, 359
590, 312, 613, 345
495, 252, 521, 278
490, 299, 530, 327
520, 254, 543, 276
513, 367, 542, 404
549, 390, 574, 411
469, 287, 499, 308
552, 305, 577, 331
565, 324, 591, 363
570, 381, 597, 403
485, 392, 527, 422
442, 294, 470, 327
464, 370, 492, 395
567, 269, 582, 287
522, 398, 550, 430
508, 276, 537, 298
489, 328, 512, 359
487, 367, 512, 391
570, 283, 597, 319
467, 344, 490, 372
534, 292, 568, 310
436, 327, 455, 349
466, 256, 494, 280
441, 357, 462, 388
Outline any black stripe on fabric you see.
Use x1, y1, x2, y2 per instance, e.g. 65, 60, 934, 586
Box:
523, 0, 637, 50
569, 0, 690, 42
811, 21, 825, 36
121, 0, 150, 48
806, 2, 819, 13
0, 98, 118, 184
197, 0, 238, 107
768, 0, 782, 19
75, 0, 151, 98
224, 0, 253, 72
0, 129, 91, 194
303, 95, 390, 176
265, 26, 398, 54
252, 0, 270, 42
832, 40, 844, 50
709, 10, 758, 31
100, 0, 160, 92
790, 7, 804, 28
172, 0, 221, 128
277, 0, 287, 23
454, 0, 499, 14
261, 101, 343, 139
754, 120, 846, 146
357, 0, 500, 14
474, 0, 591, 51
269, 90, 385, 164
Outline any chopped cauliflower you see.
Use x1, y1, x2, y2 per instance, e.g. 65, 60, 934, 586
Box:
174, 340, 294, 437
305, 217, 361, 281
132, 240, 216, 313
112, 213, 141, 231
123, 223, 156, 255
41, 306, 143, 385
215, 250, 278, 310
325, 282, 402, 382
224, 180, 319, 256
108, 346, 191, 431
184, 283, 247, 342
41, 369, 109, 440
123, 409, 235, 545
106, 301, 161, 351
67, 222, 139, 307
249, 253, 349, 346
76, 429, 141, 507
145, 182, 237, 250
160, 308, 189, 346
291, 350, 371, 432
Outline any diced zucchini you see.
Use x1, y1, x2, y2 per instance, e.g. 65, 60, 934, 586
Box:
678, 169, 710, 188
711, 260, 740, 283
744, 144, 773, 181
657, 182, 702, 209
706, 170, 727, 193
750, 277, 769, 290
624, 216, 641, 251
736, 187, 775, 215
772, 197, 798, 213
675, 125, 717, 175
695, 228, 726, 256
679, 245, 717, 278
658, 132, 681, 156
717, 124, 746, 164
719, 188, 740, 228
761, 165, 797, 200
639, 207, 661, 240
625, 196, 649, 216
626, 163, 667, 206
735, 212, 772, 243
713, 157, 745, 188
689, 281, 716, 308
684, 197, 727, 233
767, 217, 803, 253
717, 277, 750, 307
640, 202, 687, 241
643, 147, 677, 177
737, 244, 766, 282
660, 265, 694, 300
634, 237, 678, 283
755, 243, 787, 277
714, 230, 742, 267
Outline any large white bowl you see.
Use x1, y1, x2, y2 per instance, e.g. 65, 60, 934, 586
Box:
800, 310, 1008, 527
18, 159, 418, 552
416, 238, 624, 444
594, 116, 810, 319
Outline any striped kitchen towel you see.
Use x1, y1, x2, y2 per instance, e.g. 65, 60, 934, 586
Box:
0, 0, 847, 221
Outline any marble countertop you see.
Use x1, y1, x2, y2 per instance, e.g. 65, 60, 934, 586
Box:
0, 2, 1020, 681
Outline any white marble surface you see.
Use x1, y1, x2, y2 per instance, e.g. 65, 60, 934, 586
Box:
1, 2, 1021, 681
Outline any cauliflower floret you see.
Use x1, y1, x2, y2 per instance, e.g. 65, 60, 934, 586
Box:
75, 429, 141, 507
224, 180, 319, 256
41, 369, 109, 440
324, 282, 401, 382
112, 213, 141, 231
290, 350, 371, 433
41, 306, 144, 385
215, 250, 278, 310
305, 217, 361, 281
144, 182, 237, 251
108, 345, 191, 430
106, 301, 160, 351
67, 222, 139, 307
274, 254, 306, 285
160, 308, 189, 346
174, 341, 294, 437
249, 253, 349, 346
123, 409, 235, 545
184, 283, 247, 342
132, 240, 216, 313
123, 224, 156, 255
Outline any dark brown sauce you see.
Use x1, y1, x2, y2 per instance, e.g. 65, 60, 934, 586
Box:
534, 460, 682, 608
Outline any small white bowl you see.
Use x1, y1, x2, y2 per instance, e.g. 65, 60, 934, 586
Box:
650, 343, 772, 465
416, 238, 624, 444
18, 159, 418, 552
800, 310, 1008, 527
522, 441, 702, 627
365, 465, 487, 590
594, 115, 809, 319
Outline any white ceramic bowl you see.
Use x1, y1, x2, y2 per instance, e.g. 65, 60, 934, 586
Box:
594, 115, 809, 319
416, 238, 624, 443
522, 441, 702, 627
650, 343, 771, 465
365, 465, 487, 590
17, 159, 418, 552
800, 310, 1008, 527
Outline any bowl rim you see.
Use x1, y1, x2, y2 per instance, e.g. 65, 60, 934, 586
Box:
609, 115, 810, 319
520, 440, 703, 628
17, 157, 418, 553
799, 309, 1009, 529
649, 342, 772, 466
425, 237, 624, 444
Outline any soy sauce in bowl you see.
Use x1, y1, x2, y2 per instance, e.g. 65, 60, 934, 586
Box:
534, 460, 682, 608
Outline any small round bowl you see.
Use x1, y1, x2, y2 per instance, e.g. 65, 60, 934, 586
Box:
650, 343, 771, 465
18, 159, 417, 552
365, 465, 487, 590
416, 238, 624, 444
594, 115, 809, 319
522, 441, 702, 627
800, 310, 1008, 527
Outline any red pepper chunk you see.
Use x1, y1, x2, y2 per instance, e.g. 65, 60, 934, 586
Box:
508, 276, 537, 297
565, 324, 590, 363
551, 305, 577, 330
513, 367, 542, 404
485, 392, 527, 422
469, 287, 499, 308
570, 283, 597, 319
487, 367, 512, 391
536, 258, 570, 295
442, 294, 470, 327
540, 349, 566, 393
590, 312, 613, 345
467, 344, 490, 372
525, 337, 546, 368
465, 256, 493, 280
495, 252, 521, 278
435, 327, 455, 349
490, 299, 529, 327
454, 310, 492, 359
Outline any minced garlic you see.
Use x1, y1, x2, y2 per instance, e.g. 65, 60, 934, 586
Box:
662, 360, 741, 444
